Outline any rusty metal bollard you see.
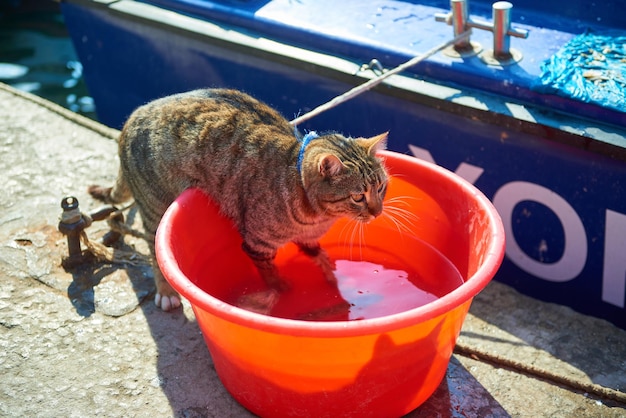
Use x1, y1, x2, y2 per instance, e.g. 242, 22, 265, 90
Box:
58, 196, 92, 268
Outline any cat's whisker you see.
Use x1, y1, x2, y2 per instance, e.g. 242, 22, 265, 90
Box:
389, 172, 411, 180
358, 221, 366, 260
384, 195, 420, 207
381, 196, 420, 236
337, 216, 356, 260
348, 220, 355, 260
384, 195, 420, 214
337, 216, 355, 249
350, 218, 363, 261
382, 210, 413, 236
383, 207, 419, 235
385, 204, 419, 225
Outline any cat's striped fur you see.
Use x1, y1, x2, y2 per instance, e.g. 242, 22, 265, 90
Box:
89, 89, 388, 311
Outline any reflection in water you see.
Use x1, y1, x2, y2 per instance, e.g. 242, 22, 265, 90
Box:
0, 3, 97, 120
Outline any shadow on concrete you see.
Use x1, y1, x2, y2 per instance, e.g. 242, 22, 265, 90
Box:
465, 281, 626, 398
408, 356, 511, 418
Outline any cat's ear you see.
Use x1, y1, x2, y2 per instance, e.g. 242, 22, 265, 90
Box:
359, 132, 388, 155
318, 154, 345, 178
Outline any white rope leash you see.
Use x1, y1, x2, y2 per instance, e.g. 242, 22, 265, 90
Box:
290, 30, 472, 127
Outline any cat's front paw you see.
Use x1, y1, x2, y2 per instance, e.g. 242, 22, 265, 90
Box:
154, 272, 182, 311
154, 280, 181, 311
270, 277, 291, 292
320, 257, 337, 285
155, 292, 182, 311
298, 243, 337, 285
237, 289, 280, 315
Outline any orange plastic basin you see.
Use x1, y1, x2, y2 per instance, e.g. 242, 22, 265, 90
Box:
155, 151, 505, 417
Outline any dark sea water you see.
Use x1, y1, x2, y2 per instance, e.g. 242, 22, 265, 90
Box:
0, 1, 97, 120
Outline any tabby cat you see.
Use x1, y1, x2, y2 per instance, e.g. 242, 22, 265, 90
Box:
89, 89, 389, 311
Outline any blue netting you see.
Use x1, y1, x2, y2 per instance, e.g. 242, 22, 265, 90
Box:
536, 30, 626, 113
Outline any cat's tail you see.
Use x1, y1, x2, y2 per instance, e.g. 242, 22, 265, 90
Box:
88, 168, 132, 204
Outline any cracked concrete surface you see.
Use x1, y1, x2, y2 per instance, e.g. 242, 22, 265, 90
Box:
0, 83, 624, 417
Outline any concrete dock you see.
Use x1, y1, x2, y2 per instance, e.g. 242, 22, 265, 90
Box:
0, 82, 624, 417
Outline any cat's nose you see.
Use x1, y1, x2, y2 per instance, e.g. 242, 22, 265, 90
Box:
368, 202, 383, 218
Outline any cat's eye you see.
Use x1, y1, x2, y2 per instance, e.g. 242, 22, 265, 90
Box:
351, 193, 366, 203
377, 183, 386, 194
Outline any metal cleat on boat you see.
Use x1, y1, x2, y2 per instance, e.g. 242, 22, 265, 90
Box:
436, 0, 529, 65
435, 0, 483, 57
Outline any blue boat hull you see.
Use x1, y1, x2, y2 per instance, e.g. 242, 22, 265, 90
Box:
61, 0, 626, 328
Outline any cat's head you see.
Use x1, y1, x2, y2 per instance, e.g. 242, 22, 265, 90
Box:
302, 132, 389, 223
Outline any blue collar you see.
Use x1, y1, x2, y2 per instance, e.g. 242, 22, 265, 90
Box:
296, 131, 319, 173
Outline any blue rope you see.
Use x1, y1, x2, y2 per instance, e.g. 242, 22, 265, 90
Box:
296, 131, 319, 173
